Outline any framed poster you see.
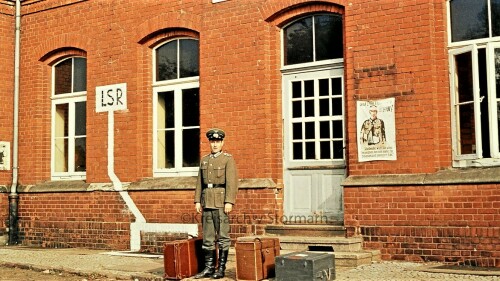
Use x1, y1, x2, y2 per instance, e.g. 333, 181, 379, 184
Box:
357, 98, 396, 162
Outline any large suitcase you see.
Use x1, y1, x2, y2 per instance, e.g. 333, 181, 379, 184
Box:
235, 237, 280, 281
275, 251, 335, 281
163, 237, 204, 280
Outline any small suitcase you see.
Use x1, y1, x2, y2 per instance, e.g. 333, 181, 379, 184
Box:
275, 251, 335, 281
235, 237, 281, 281
163, 237, 204, 280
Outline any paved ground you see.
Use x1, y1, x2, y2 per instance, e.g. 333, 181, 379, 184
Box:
0, 246, 498, 280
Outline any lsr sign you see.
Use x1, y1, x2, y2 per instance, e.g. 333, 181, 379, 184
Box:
96, 83, 127, 112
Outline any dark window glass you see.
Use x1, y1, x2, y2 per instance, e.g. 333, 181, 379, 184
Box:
292, 81, 302, 98
315, 14, 343, 60
55, 59, 72, 95
182, 88, 199, 127
331, 78, 342, 96
493, 0, 500, 37
73, 58, 87, 92
305, 100, 314, 117
332, 120, 343, 138
75, 138, 86, 172
305, 122, 315, 139
156, 41, 178, 81
180, 39, 199, 78
292, 101, 302, 118
74, 101, 86, 136
293, 123, 302, 140
450, 0, 488, 42
164, 131, 175, 168
159, 91, 175, 128
284, 14, 343, 65
332, 98, 342, 116
320, 141, 330, 159
293, 142, 303, 160
455, 52, 476, 154
319, 79, 329, 96
333, 140, 343, 159
285, 17, 313, 65
319, 99, 329, 116
304, 80, 314, 97
183, 128, 200, 167
305, 142, 315, 159
319, 121, 330, 138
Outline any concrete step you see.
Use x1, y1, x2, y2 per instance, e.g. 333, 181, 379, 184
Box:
265, 224, 346, 237
277, 235, 363, 252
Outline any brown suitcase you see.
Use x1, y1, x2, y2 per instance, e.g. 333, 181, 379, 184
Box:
235, 237, 281, 281
163, 237, 204, 280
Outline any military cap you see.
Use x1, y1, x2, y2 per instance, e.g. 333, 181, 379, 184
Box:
206, 128, 225, 140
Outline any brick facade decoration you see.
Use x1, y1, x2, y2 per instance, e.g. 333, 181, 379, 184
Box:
0, 0, 498, 268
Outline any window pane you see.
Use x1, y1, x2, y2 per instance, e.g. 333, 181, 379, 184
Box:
315, 14, 343, 60
293, 123, 302, 140
292, 100, 302, 118
332, 120, 343, 138
74, 101, 86, 136
292, 81, 302, 98
75, 137, 86, 172
319, 79, 329, 96
156, 41, 178, 81
332, 78, 342, 96
55, 138, 68, 172
493, 0, 500, 37
305, 142, 315, 159
333, 140, 343, 159
293, 142, 303, 160
54, 59, 72, 95
332, 97, 342, 116
319, 98, 329, 116
458, 103, 476, 154
305, 100, 314, 117
284, 17, 313, 65
304, 80, 314, 97
320, 141, 330, 159
180, 39, 199, 78
158, 130, 175, 168
495, 48, 500, 100
319, 121, 330, 138
183, 128, 200, 167
158, 91, 175, 129
305, 121, 315, 139
182, 88, 200, 127
73, 58, 87, 92
450, 0, 488, 42
55, 104, 68, 172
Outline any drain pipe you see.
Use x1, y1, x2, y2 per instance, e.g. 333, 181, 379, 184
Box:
107, 111, 145, 223
8, 0, 21, 245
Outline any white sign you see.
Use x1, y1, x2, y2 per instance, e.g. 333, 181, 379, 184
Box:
0, 141, 10, 170
96, 83, 127, 112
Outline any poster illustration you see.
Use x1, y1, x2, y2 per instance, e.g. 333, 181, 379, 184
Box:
357, 98, 396, 162
0, 141, 10, 170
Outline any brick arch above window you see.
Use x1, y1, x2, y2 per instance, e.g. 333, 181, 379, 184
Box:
136, 11, 202, 44
260, 0, 345, 27
138, 28, 199, 49
39, 47, 87, 65
35, 34, 93, 62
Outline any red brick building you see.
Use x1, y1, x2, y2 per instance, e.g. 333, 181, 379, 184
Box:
0, 0, 498, 267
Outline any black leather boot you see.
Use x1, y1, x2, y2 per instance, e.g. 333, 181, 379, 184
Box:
211, 249, 228, 279
193, 249, 216, 279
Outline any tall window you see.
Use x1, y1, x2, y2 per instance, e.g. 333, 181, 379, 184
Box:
153, 38, 200, 176
282, 14, 345, 166
52, 57, 87, 179
448, 0, 500, 166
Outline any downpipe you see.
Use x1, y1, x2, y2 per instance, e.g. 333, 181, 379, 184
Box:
8, 0, 21, 245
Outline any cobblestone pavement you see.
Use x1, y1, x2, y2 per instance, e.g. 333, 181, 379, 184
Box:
0, 247, 498, 281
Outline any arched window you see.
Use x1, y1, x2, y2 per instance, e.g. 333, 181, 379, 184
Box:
283, 14, 343, 66
52, 57, 87, 179
153, 38, 200, 176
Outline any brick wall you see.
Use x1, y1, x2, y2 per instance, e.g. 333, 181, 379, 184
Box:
344, 185, 500, 267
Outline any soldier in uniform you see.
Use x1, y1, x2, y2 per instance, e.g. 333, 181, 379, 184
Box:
360, 105, 386, 146
194, 128, 238, 279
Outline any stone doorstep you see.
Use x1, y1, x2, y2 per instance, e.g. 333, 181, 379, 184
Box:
264, 224, 346, 237
277, 236, 363, 252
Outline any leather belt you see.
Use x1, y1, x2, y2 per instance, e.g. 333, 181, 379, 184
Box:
206, 184, 226, 188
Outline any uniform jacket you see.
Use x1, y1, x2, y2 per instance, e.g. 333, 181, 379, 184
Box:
194, 152, 238, 209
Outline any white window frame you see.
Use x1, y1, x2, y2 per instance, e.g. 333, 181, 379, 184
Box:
152, 38, 200, 177
51, 56, 87, 180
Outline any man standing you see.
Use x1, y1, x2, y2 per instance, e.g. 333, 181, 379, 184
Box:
360, 105, 386, 146
194, 128, 238, 279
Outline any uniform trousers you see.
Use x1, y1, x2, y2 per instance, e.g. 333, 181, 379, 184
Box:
201, 208, 230, 251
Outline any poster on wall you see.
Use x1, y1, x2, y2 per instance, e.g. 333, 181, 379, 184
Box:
0, 141, 10, 170
357, 98, 396, 162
